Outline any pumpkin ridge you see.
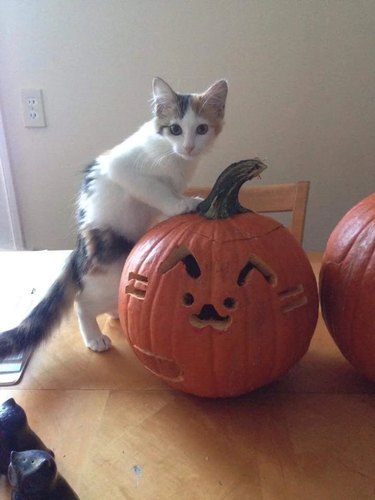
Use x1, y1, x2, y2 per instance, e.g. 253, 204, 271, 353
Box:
234, 236, 251, 390
151, 237, 187, 366
266, 271, 279, 381
346, 229, 375, 362
330, 216, 375, 265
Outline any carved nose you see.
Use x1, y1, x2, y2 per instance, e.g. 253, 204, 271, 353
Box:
189, 303, 232, 332
197, 304, 228, 322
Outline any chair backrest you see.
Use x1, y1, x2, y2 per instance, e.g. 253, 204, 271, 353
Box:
185, 181, 310, 244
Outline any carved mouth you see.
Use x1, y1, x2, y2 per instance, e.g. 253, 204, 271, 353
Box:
189, 304, 232, 332
133, 345, 183, 382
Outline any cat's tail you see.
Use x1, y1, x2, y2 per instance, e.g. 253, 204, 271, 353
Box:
0, 250, 82, 360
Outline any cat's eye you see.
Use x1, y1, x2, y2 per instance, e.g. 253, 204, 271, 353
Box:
169, 124, 183, 136
196, 124, 209, 135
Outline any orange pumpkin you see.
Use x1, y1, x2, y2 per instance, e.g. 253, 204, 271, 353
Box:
119, 160, 319, 397
320, 192, 375, 381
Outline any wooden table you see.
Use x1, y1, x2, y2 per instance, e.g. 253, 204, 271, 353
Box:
0, 251, 374, 499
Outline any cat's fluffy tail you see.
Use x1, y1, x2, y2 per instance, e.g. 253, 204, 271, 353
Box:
0, 250, 82, 360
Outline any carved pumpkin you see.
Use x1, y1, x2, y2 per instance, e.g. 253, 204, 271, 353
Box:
320, 192, 375, 381
119, 160, 319, 397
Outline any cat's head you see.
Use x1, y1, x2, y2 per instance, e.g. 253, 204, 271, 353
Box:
8, 450, 57, 494
152, 77, 228, 160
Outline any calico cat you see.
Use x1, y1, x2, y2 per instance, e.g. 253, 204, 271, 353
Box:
0, 77, 227, 357
8, 450, 79, 499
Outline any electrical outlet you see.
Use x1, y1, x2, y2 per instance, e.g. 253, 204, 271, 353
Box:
21, 89, 46, 127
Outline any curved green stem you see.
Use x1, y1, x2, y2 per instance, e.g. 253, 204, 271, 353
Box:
196, 158, 267, 219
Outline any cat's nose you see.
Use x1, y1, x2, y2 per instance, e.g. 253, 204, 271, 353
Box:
184, 144, 194, 154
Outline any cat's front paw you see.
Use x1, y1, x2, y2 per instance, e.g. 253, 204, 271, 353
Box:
164, 196, 204, 217
87, 335, 112, 352
184, 196, 204, 213
167, 196, 203, 216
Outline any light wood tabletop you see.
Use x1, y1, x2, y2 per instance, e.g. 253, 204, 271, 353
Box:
0, 250, 374, 499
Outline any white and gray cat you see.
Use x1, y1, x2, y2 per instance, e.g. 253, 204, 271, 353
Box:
0, 77, 228, 357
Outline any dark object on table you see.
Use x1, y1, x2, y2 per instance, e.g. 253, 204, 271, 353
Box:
8, 449, 79, 499
0, 398, 53, 475
0, 351, 32, 386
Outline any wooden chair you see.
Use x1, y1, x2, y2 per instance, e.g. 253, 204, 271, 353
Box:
185, 181, 310, 244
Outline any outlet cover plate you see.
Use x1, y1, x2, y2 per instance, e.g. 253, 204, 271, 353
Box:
21, 89, 46, 128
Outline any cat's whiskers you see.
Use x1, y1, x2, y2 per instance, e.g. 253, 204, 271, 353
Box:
133, 149, 148, 172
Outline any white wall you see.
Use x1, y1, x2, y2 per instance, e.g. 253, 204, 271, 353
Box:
0, 0, 374, 250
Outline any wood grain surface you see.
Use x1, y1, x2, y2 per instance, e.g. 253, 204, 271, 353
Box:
0, 251, 374, 499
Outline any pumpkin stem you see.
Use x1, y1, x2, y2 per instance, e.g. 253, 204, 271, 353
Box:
196, 159, 268, 219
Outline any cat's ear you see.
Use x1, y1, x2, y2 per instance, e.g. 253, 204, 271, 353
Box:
201, 80, 228, 119
152, 77, 177, 116
39, 455, 57, 475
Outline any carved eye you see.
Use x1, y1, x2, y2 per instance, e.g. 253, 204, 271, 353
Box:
183, 293, 194, 306
237, 255, 277, 287
223, 297, 236, 309
196, 124, 209, 135
182, 254, 201, 278
169, 124, 183, 136
159, 246, 201, 279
